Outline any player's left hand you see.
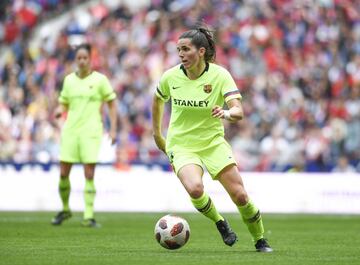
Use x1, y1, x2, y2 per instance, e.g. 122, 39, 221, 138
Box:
211, 105, 224, 119
109, 130, 117, 145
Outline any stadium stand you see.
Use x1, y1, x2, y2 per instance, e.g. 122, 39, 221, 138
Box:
0, 0, 359, 172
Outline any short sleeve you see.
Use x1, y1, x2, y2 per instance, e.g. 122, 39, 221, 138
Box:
221, 69, 242, 103
101, 75, 116, 102
59, 76, 69, 105
155, 73, 170, 102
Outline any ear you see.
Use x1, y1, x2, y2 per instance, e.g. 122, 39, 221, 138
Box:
198, 47, 206, 57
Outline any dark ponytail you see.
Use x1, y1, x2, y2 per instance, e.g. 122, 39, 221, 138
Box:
179, 26, 216, 63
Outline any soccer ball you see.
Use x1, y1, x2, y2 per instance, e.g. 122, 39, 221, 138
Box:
154, 214, 190, 250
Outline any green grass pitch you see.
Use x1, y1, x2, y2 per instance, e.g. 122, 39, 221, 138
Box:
0, 212, 359, 265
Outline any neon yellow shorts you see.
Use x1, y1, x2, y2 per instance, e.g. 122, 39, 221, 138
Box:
59, 133, 102, 163
167, 139, 237, 179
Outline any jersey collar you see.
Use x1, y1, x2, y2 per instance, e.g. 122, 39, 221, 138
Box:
75, 70, 93, 79
180, 62, 209, 78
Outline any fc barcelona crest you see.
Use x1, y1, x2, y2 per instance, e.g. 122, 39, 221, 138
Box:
203, 84, 212, 93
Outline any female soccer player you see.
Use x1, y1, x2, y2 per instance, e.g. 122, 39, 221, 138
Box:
52, 43, 117, 227
152, 27, 272, 252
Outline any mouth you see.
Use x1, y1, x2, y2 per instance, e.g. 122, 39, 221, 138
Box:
181, 60, 189, 66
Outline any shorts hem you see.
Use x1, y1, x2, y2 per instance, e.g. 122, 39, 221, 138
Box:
60, 159, 98, 164
212, 162, 237, 180
175, 162, 204, 176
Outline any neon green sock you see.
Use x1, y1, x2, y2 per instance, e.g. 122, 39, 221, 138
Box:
237, 200, 264, 242
59, 177, 70, 212
191, 192, 224, 223
84, 179, 96, 220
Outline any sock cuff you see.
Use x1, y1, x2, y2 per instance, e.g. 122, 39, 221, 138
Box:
85, 179, 95, 192
59, 177, 70, 188
190, 192, 208, 208
237, 199, 261, 220
237, 199, 251, 210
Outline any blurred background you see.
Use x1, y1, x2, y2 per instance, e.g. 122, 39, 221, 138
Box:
0, 0, 359, 174
1, 5, 359, 264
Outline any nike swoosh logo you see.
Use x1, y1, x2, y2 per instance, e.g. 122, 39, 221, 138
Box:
172, 86, 180, 89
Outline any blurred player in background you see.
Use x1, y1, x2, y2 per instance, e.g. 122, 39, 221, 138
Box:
152, 26, 272, 252
52, 43, 117, 227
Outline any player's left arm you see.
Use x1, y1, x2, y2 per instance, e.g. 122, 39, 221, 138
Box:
107, 99, 117, 145
212, 68, 243, 122
211, 98, 244, 122
101, 75, 117, 144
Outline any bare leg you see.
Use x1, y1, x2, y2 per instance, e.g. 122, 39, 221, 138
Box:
218, 164, 248, 206
83, 163, 96, 180
177, 164, 204, 198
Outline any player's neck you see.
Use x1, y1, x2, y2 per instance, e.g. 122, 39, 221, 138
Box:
186, 61, 207, 80
76, 69, 92, 79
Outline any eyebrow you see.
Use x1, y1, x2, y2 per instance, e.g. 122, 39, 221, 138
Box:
177, 45, 190, 49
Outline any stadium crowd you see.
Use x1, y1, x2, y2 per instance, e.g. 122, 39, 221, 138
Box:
0, 0, 84, 44
0, 0, 360, 172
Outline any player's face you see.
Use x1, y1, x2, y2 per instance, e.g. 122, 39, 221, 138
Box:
177, 38, 205, 70
75, 48, 91, 71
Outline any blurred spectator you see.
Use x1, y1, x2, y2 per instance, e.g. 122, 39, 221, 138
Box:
287, 155, 306, 173
332, 155, 356, 173
0, 1, 82, 44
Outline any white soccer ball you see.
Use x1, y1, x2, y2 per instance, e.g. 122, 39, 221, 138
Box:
154, 214, 190, 250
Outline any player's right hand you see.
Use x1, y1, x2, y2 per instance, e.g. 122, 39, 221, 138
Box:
54, 110, 62, 119
153, 134, 166, 153
54, 105, 65, 119
211, 105, 224, 119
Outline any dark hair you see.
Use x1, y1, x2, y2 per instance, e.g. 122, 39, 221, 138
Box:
179, 26, 216, 63
75, 43, 92, 55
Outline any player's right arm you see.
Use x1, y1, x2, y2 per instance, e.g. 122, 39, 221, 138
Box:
152, 94, 166, 153
152, 73, 171, 154
55, 75, 70, 119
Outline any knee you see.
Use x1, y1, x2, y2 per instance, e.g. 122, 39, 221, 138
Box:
232, 188, 248, 206
85, 170, 95, 180
188, 183, 204, 199
85, 175, 94, 180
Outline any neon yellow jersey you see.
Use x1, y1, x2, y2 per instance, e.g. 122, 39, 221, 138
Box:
59, 71, 116, 136
155, 63, 241, 152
